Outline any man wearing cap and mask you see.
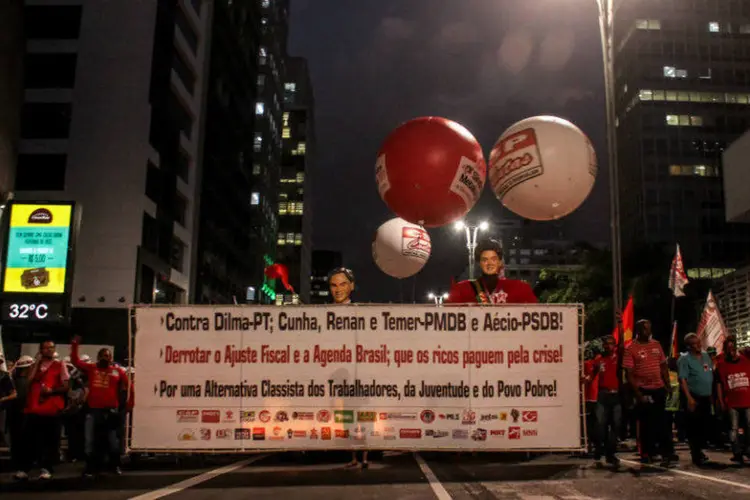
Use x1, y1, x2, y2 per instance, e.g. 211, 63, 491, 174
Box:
446, 239, 538, 304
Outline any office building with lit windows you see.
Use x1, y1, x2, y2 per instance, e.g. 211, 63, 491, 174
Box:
9, 1, 212, 349
276, 57, 314, 304
195, 0, 289, 304
614, 0, 750, 276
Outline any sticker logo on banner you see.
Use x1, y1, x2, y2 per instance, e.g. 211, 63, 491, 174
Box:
522, 411, 538, 423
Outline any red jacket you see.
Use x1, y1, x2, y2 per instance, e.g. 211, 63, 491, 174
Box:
72, 342, 128, 409
26, 360, 67, 416
446, 278, 538, 304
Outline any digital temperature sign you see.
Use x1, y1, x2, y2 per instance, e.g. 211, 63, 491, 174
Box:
0, 300, 66, 323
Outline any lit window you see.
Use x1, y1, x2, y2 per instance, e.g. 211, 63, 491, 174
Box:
251, 192, 260, 205
259, 47, 267, 57
261, 17, 268, 25
295, 233, 302, 245
255, 102, 265, 115
639, 89, 653, 101
690, 115, 703, 126
286, 232, 294, 243
666, 91, 677, 101
663, 66, 676, 78
261, 0, 270, 7
283, 112, 289, 124
296, 172, 305, 183
297, 142, 306, 154
700, 69, 712, 80
648, 20, 661, 30
279, 192, 288, 200
653, 90, 665, 100
284, 82, 296, 92
253, 163, 261, 175
666, 114, 679, 126
636, 19, 660, 30
676, 69, 687, 78
258, 46, 267, 65
297, 187, 304, 195
678, 115, 690, 126
278, 202, 288, 214
295, 202, 304, 215
254, 132, 263, 152
636, 19, 648, 29
708, 22, 720, 33
257, 74, 265, 86
282, 127, 291, 139
278, 234, 286, 245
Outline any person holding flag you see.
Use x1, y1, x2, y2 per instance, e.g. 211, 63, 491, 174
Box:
447, 239, 537, 304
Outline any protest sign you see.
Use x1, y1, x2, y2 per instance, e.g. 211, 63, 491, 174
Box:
130, 304, 583, 451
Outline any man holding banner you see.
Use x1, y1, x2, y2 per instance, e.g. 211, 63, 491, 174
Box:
447, 239, 537, 304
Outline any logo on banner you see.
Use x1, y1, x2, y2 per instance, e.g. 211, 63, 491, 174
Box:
178, 429, 196, 441
216, 429, 232, 440
522, 411, 538, 423
241, 411, 256, 422
402, 226, 431, 259
420, 410, 436, 424
201, 410, 220, 423
310, 428, 319, 439
425, 430, 449, 438
490, 430, 506, 438
471, 428, 487, 441
176, 410, 199, 423
452, 429, 469, 439
480, 413, 498, 422
510, 409, 520, 423
321, 427, 332, 440
270, 426, 284, 440
399, 429, 422, 439
200, 428, 211, 441
357, 411, 377, 422
439, 413, 460, 421
317, 410, 331, 423
334, 410, 354, 423
223, 410, 236, 423
379, 412, 417, 421
523, 429, 538, 437
383, 427, 397, 440
335, 429, 350, 439
508, 426, 521, 440
499, 412, 508, 421
462, 410, 476, 425
259, 410, 271, 423
252, 428, 265, 440
275, 411, 289, 422
293, 411, 315, 421
235, 428, 252, 440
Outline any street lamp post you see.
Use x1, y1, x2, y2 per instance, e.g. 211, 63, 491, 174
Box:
595, 0, 624, 328
454, 220, 489, 280
427, 292, 450, 305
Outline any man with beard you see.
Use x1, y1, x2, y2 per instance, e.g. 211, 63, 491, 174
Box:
71, 336, 129, 477
446, 239, 537, 304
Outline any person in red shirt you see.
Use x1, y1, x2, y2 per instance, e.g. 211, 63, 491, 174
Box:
71, 336, 129, 477
623, 319, 674, 467
446, 239, 537, 304
582, 353, 600, 457
590, 335, 621, 466
716, 336, 750, 464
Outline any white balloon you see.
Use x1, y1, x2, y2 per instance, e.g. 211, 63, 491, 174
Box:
488, 115, 597, 221
372, 217, 431, 279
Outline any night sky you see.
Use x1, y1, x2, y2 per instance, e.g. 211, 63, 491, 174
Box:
288, 0, 610, 303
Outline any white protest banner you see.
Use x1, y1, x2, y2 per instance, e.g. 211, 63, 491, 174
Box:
697, 291, 728, 354
130, 304, 583, 452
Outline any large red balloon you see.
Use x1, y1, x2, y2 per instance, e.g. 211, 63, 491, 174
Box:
376, 117, 486, 228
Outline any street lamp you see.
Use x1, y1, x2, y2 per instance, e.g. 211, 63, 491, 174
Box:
593, 0, 624, 330
454, 220, 489, 280
427, 292, 450, 305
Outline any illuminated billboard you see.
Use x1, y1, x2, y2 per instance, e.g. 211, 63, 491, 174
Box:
2, 203, 73, 294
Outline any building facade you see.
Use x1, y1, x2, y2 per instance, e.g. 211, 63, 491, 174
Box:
276, 56, 314, 304
195, 0, 288, 305
11, 0, 212, 347
613, 0, 750, 276
0, 1, 23, 201
310, 250, 342, 304
715, 265, 750, 346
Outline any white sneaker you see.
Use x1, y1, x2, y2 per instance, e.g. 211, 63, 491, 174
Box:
39, 469, 52, 480
13, 471, 28, 480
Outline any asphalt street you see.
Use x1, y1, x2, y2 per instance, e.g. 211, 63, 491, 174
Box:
3, 447, 750, 500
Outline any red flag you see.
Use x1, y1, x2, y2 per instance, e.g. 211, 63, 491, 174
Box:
612, 295, 634, 347
670, 321, 679, 358
264, 264, 295, 293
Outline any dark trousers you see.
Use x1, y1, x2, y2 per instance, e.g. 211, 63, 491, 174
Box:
85, 408, 121, 473
6, 410, 27, 472
64, 410, 87, 460
23, 414, 61, 473
595, 391, 622, 459
636, 387, 673, 459
585, 401, 597, 451
686, 394, 712, 460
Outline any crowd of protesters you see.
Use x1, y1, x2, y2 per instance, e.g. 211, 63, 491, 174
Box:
584, 318, 750, 468
0, 337, 132, 481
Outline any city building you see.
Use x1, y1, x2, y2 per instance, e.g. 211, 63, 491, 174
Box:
276, 56, 314, 305
715, 265, 750, 346
310, 250, 342, 304
723, 129, 750, 224
613, 0, 750, 277
11, 0, 213, 347
0, 1, 22, 201
195, 0, 288, 305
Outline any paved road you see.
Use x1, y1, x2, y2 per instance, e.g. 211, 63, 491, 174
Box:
3, 448, 750, 499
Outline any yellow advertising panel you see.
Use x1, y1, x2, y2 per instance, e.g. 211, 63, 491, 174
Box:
3, 203, 73, 294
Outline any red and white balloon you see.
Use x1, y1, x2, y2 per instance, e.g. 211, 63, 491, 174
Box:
372, 217, 431, 279
376, 117, 486, 228
488, 115, 597, 221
